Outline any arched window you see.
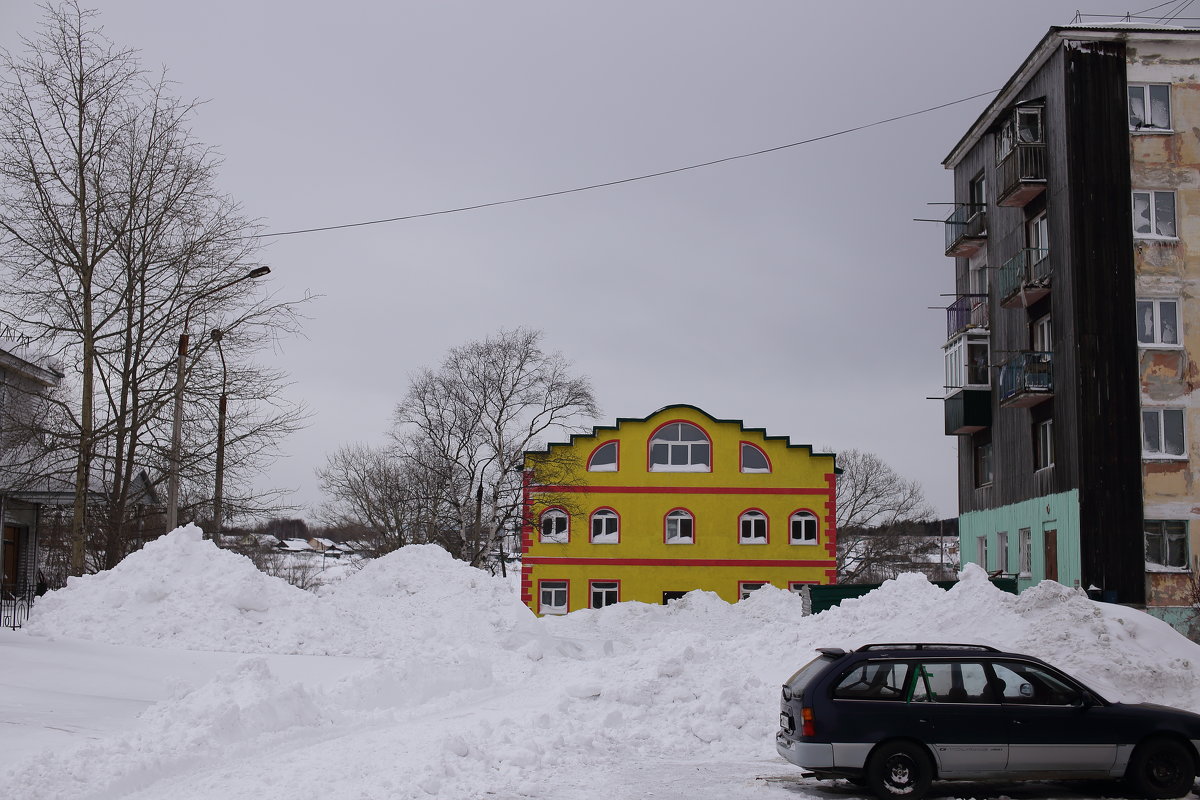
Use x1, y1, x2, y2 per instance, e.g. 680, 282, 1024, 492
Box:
789, 511, 818, 545
665, 509, 694, 544
649, 422, 711, 472
740, 442, 771, 473
590, 509, 619, 543
739, 510, 767, 544
588, 441, 619, 472
539, 508, 568, 543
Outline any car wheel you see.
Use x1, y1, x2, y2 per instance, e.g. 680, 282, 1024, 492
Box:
1126, 737, 1196, 799
866, 741, 933, 800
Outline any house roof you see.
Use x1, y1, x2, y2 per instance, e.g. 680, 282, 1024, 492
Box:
943, 25, 1200, 169
523, 403, 837, 465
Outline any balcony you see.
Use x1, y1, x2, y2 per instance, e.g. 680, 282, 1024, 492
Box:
999, 351, 1053, 408
944, 206, 987, 257
998, 248, 1051, 308
996, 143, 1046, 207
946, 294, 989, 340
945, 389, 991, 435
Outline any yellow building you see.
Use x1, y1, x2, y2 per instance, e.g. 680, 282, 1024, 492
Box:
520, 405, 837, 615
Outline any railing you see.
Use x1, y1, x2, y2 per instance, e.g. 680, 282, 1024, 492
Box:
1000, 351, 1053, 402
946, 294, 989, 339
997, 143, 1046, 202
944, 205, 987, 254
998, 248, 1051, 300
0, 589, 36, 630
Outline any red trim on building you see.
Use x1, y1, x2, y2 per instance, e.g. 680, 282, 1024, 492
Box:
522, 557, 835, 567
531, 484, 831, 495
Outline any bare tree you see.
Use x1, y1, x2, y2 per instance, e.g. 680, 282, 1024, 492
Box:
0, 3, 307, 575
392, 328, 598, 567
834, 449, 937, 583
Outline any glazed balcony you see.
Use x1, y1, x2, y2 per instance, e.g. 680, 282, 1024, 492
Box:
996, 143, 1046, 207
999, 351, 1053, 408
946, 294, 990, 340
998, 248, 1051, 308
944, 205, 987, 257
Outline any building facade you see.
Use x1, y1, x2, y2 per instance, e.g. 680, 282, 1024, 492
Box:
520, 405, 837, 615
940, 25, 1200, 635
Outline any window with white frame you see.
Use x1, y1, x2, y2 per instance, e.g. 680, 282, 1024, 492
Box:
1133, 191, 1177, 238
789, 511, 818, 545
977, 535, 990, 570
1035, 418, 1054, 470
590, 581, 619, 609
1033, 314, 1053, 353
1142, 408, 1187, 459
739, 581, 768, 600
997, 531, 1010, 574
1136, 298, 1181, 347
1144, 520, 1189, 569
539, 509, 568, 543
539, 581, 568, 615
1129, 83, 1171, 131
665, 509, 694, 544
588, 441, 618, 471
1027, 211, 1049, 254
1018, 528, 1032, 576
739, 510, 767, 544
590, 509, 619, 543
944, 333, 990, 395
649, 423, 711, 471
740, 442, 770, 473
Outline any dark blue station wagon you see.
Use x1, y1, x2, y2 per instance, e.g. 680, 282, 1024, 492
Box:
776, 644, 1200, 800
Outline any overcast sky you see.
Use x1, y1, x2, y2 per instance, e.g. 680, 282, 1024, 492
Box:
0, 1, 1147, 520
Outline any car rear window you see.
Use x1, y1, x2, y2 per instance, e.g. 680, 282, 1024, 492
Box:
784, 654, 837, 697
832, 661, 911, 701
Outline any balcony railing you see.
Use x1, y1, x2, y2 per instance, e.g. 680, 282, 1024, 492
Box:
999, 351, 1054, 407
996, 143, 1046, 207
998, 248, 1051, 307
944, 206, 987, 257
946, 294, 989, 340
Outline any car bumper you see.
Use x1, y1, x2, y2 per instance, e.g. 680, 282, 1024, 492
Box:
776, 732, 834, 769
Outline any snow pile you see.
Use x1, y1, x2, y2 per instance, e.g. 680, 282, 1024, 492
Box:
10, 536, 1200, 799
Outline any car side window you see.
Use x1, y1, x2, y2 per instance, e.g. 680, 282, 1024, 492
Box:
832, 662, 910, 701
992, 661, 1083, 706
909, 661, 994, 703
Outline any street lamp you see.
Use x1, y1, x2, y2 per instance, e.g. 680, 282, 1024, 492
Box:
210, 327, 228, 546
165, 266, 270, 532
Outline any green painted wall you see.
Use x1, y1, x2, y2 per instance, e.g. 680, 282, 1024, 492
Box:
959, 490, 1081, 591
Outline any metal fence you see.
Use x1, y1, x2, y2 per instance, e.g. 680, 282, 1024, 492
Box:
1, 590, 36, 630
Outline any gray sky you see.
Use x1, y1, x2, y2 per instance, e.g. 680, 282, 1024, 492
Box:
0, 1, 1138, 520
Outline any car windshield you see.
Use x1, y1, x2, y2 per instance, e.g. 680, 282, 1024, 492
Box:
785, 654, 837, 696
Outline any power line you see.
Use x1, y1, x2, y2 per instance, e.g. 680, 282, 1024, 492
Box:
255, 89, 999, 239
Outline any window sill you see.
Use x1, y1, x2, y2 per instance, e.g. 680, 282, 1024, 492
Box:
789, 541, 818, 546
1130, 128, 1174, 135
1134, 235, 1179, 244
739, 540, 768, 546
665, 540, 694, 545
1137, 343, 1183, 350
1142, 455, 1188, 462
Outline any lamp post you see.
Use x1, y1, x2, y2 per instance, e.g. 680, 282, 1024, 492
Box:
165, 266, 270, 532
210, 327, 228, 546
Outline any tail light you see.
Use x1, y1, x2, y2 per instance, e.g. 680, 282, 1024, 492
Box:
800, 706, 815, 737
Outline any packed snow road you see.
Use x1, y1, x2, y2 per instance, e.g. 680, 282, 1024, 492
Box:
2, 528, 1198, 799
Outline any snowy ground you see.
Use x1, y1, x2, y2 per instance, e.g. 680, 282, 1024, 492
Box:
2, 525, 1199, 799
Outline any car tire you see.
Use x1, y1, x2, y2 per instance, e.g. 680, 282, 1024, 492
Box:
866, 741, 934, 800
1125, 737, 1196, 799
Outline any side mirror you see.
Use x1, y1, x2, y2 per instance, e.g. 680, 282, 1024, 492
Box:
1019, 683, 1034, 698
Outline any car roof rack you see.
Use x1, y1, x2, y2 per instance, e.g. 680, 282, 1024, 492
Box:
855, 643, 999, 652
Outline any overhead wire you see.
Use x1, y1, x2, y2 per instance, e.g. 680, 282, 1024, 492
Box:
255, 89, 999, 239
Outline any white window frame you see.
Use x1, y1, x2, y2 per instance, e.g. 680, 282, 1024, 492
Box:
1144, 519, 1189, 570
590, 509, 619, 543
1027, 211, 1049, 252
944, 333, 990, 396
649, 422, 712, 472
1018, 528, 1032, 577
1142, 407, 1187, 460
665, 509, 694, 544
1129, 83, 1172, 132
977, 535, 990, 570
539, 508, 569, 543
789, 511, 818, 545
539, 580, 568, 615
740, 442, 771, 473
589, 581, 619, 609
1136, 298, 1182, 348
1035, 418, 1054, 470
997, 531, 1010, 574
739, 581, 768, 600
1032, 314, 1053, 353
739, 510, 768, 544
1132, 190, 1178, 239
